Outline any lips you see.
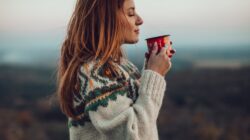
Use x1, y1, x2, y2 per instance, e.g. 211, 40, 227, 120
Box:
135, 29, 140, 34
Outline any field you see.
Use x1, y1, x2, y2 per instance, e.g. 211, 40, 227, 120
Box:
0, 62, 249, 140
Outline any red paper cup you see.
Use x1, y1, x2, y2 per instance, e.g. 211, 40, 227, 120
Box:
145, 35, 175, 59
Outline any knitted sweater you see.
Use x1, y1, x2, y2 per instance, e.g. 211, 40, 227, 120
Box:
68, 57, 167, 140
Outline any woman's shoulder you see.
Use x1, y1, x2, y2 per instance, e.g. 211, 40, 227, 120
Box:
120, 58, 141, 79
78, 58, 126, 82
79, 59, 98, 75
78, 57, 141, 82
79, 57, 124, 74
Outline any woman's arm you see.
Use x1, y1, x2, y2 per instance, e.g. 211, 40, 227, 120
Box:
79, 61, 166, 140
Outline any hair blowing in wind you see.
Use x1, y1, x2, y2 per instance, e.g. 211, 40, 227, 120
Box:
56, 0, 128, 119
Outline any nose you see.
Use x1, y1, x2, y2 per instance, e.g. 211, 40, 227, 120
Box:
136, 14, 143, 26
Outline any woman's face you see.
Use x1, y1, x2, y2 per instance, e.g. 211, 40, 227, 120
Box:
122, 0, 143, 44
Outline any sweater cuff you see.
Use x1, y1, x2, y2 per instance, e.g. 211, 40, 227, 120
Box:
139, 69, 166, 104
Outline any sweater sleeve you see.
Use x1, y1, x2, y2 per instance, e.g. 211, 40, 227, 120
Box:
79, 61, 167, 140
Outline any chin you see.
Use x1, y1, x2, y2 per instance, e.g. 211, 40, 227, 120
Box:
125, 38, 139, 44
125, 40, 138, 44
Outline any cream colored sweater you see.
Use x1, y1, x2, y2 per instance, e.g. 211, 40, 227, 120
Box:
68, 58, 167, 140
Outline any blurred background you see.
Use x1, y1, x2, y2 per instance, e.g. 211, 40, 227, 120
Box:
0, 0, 249, 139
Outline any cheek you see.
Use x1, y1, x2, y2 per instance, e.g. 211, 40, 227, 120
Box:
125, 18, 135, 31
121, 17, 138, 43
124, 25, 134, 38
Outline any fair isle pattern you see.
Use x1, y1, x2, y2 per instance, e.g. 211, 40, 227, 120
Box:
68, 58, 141, 128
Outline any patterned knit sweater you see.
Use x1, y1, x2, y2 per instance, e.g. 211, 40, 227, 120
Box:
68, 57, 167, 140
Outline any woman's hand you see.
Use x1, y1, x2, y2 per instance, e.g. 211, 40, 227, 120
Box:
145, 43, 172, 77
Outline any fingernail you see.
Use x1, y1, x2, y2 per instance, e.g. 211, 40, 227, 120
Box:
170, 49, 176, 54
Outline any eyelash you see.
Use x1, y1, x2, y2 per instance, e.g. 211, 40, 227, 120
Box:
129, 13, 135, 17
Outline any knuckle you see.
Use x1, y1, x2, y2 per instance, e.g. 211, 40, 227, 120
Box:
159, 53, 164, 56
164, 54, 169, 59
152, 49, 157, 52
161, 48, 166, 52
168, 61, 172, 66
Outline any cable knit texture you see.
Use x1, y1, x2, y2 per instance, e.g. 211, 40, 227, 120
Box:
68, 58, 167, 140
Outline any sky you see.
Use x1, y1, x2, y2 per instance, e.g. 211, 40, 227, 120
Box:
0, 0, 250, 48
0, 0, 250, 65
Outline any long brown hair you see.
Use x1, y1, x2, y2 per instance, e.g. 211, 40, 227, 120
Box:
57, 0, 128, 119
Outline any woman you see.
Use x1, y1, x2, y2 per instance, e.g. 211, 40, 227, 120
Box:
57, 0, 172, 139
